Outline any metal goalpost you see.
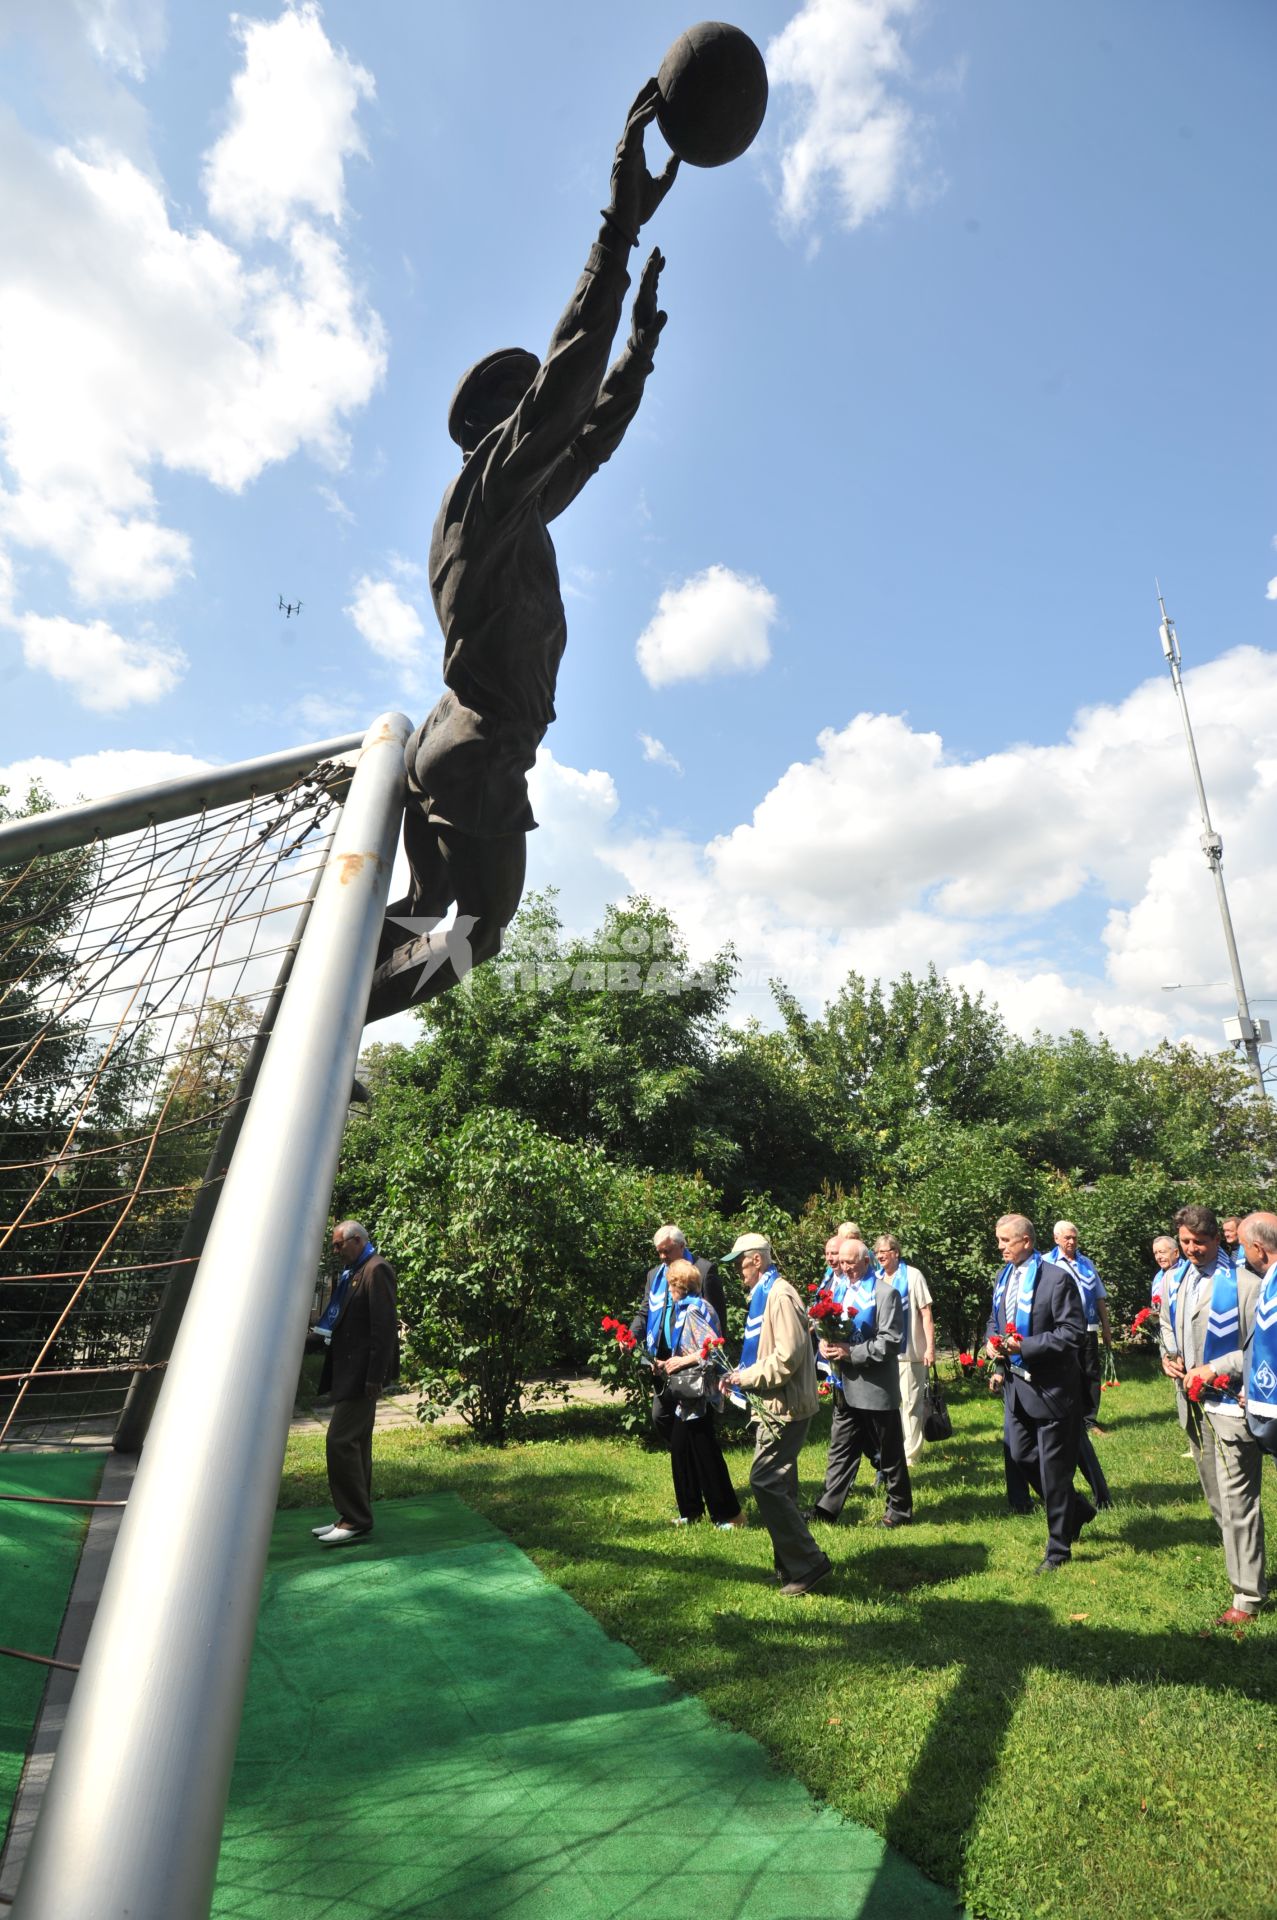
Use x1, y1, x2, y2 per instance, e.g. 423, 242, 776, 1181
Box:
2, 711, 410, 1920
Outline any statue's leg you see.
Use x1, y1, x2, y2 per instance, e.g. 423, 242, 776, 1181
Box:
365, 826, 526, 1022
375, 798, 452, 967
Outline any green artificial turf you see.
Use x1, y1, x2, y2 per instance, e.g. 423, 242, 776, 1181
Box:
0, 1451, 103, 1848
280, 1357, 1277, 1920
214, 1492, 954, 1920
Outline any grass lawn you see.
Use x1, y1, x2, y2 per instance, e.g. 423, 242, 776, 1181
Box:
280, 1354, 1277, 1920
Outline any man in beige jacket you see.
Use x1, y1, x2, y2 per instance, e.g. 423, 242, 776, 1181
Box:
721, 1233, 830, 1596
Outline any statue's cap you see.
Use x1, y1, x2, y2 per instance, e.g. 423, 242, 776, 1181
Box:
447, 348, 540, 446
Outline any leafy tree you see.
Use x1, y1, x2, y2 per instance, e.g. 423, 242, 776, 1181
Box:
354, 892, 741, 1182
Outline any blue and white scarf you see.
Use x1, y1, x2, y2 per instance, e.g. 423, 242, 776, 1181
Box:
316, 1240, 377, 1335
845, 1275, 877, 1340
1056, 1249, 1104, 1328
1166, 1251, 1242, 1416
888, 1262, 910, 1358
739, 1265, 780, 1372
1246, 1267, 1277, 1452
992, 1253, 1041, 1373
643, 1257, 701, 1355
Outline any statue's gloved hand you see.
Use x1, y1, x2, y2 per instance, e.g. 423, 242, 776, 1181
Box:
629, 248, 668, 357
604, 78, 679, 246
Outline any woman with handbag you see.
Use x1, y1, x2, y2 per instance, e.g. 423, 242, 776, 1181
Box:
653, 1259, 745, 1530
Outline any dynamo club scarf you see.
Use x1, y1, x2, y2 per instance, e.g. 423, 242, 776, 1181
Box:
1246, 1269, 1277, 1453
738, 1265, 780, 1371
730, 1264, 779, 1410
1166, 1250, 1242, 1416
644, 1257, 704, 1355
888, 1262, 910, 1358
992, 1254, 1041, 1372
1057, 1250, 1103, 1327
315, 1241, 376, 1336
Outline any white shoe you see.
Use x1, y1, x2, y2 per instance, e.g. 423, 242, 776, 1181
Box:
320, 1524, 371, 1548
312, 1522, 340, 1537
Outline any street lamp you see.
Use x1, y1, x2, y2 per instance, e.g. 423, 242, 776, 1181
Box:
1157, 585, 1269, 1094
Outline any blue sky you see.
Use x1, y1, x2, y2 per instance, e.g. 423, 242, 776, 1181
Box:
2, 0, 1276, 1057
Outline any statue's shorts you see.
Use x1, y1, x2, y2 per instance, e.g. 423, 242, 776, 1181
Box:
405, 690, 542, 838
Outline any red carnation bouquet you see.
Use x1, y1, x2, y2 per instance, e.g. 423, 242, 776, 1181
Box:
1127, 1306, 1159, 1348
694, 1328, 783, 1438
1185, 1370, 1239, 1405
808, 1287, 851, 1338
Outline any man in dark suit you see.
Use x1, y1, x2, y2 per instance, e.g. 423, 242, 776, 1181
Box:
634, 1227, 725, 1446
987, 1213, 1092, 1573
315, 1221, 398, 1547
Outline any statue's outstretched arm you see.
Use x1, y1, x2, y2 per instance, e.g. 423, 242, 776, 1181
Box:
539, 249, 667, 523
482, 85, 678, 518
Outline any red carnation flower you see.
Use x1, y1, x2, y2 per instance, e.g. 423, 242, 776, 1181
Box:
958, 1351, 975, 1366
1005, 1322, 1016, 1338
976, 1356, 987, 1368
1131, 1308, 1152, 1330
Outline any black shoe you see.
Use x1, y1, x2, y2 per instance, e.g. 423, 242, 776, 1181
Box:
804, 1505, 837, 1524
1035, 1555, 1069, 1574
1095, 1496, 1113, 1512
780, 1553, 834, 1597
878, 1511, 913, 1529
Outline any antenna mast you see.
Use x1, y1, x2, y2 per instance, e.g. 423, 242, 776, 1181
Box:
1157, 584, 1268, 1095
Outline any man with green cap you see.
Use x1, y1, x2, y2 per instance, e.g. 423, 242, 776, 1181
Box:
368, 81, 677, 1019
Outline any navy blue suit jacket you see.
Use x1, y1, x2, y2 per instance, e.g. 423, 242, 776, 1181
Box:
987, 1258, 1086, 1422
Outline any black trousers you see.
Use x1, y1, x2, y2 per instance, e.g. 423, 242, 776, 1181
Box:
1004, 1390, 1090, 1564
326, 1393, 376, 1533
670, 1414, 742, 1523
1005, 1416, 1109, 1510
651, 1388, 677, 1447
819, 1395, 912, 1520
1080, 1330, 1102, 1424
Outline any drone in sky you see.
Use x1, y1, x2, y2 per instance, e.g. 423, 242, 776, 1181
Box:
278, 595, 302, 619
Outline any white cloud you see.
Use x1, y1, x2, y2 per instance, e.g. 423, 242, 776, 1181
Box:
635, 564, 777, 689
290, 690, 361, 735
767, 0, 937, 242
17, 612, 186, 711
202, 2, 374, 243
75, 0, 166, 80
1266, 576, 1277, 601
315, 482, 355, 523
344, 574, 431, 694
519, 645, 1277, 1061
0, 1, 386, 706
638, 732, 683, 775
0, 745, 211, 809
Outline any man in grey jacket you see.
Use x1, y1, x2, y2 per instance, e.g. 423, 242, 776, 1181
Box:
810, 1237, 913, 1528
1161, 1203, 1266, 1625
